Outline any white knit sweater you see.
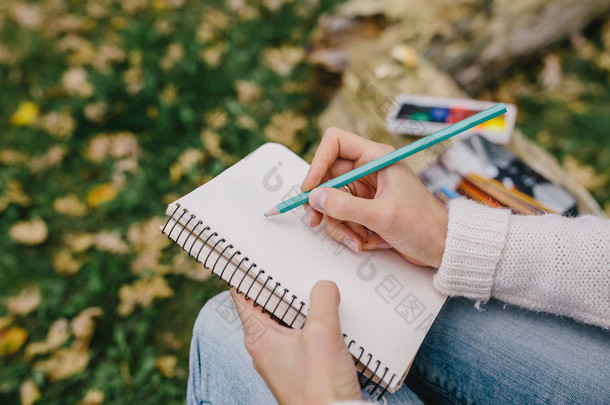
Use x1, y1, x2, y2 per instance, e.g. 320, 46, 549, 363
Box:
333, 199, 609, 405
434, 198, 610, 329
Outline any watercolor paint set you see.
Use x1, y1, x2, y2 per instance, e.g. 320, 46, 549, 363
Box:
386, 95, 517, 144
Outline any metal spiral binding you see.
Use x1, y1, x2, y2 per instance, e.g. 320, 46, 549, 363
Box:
162, 205, 306, 329
163, 204, 396, 399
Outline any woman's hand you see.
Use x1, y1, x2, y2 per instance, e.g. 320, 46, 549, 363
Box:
302, 128, 448, 268
231, 281, 362, 405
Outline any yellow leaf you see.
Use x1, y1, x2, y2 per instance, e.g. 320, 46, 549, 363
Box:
87, 183, 118, 207
20, 379, 41, 405
156, 355, 177, 378
4, 286, 41, 316
0, 326, 28, 356
563, 156, 609, 192
11, 101, 39, 127
169, 149, 205, 182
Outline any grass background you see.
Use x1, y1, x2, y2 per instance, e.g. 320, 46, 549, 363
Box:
0, 1, 608, 404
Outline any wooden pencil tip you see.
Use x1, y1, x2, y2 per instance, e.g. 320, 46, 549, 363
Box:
264, 207, 280, 217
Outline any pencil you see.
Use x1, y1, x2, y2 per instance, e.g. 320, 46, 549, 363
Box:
265, 103, 508, 217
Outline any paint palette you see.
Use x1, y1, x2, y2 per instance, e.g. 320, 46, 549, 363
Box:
386, 95, 517, 144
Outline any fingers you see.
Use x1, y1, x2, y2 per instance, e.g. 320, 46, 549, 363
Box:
309, 187, 379, 231
325, 216, 364, 253
305, 281, 342, 336
301, 128, 393, 191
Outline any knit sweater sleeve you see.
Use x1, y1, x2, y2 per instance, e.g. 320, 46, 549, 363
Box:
434, 198, 610, 329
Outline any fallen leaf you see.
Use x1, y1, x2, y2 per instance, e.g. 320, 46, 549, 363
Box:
95, 232, 129, 254
169, 149, 205, 182
11, 101, 39, 127
540, 53, 562, 90
29, 145, 68, 173
87, 183, 119, 207
62, 67, 94, 98
52, 249, 83, 275
77, 389, 105, 405
0, 315, 14, 331
127, 218, 172, 274
117, 277, 174, 316
38, 111, 77, 138
64, 233, 96, 253
20, 379, 41, 405
264, 46, 306, 76
563, 155, 608, 192
235, 80, 262, 104
156, 355, 177, 378
34, 346, 89, 382
264, 111, 307, 149
9, 219, 48, 246
200, 130, 223, 158
25, 318, 70, 359
0, 326, 28, 355
72, 307, 103, 344
4, 286, 41, 315
53, 194, 89, 217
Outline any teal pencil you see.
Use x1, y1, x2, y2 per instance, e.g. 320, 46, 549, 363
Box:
265, 103, 507, 217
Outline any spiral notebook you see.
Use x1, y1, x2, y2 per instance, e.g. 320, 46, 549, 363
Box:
161, 143, 446, 395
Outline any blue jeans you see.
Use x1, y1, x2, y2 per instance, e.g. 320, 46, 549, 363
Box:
187, 292, 609, 404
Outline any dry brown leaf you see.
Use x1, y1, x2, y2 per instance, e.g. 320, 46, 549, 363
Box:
263, 46, 306, 76
171, 255, 211, 282
95, 232, 129, 254
84, 102, 108, 123
52, 249, 84, 275
200, 42, 228, 68
9, 219, 48, 246
29, 145, 68, 173
0, 315, 14, 331
127, 218, 172, 274
20, 379, 41, 405
64, 233, 96, 253
53, 194, 89, 217
62, 67, 94, 98
72, 307, 103, 344
4, 286, 41, 315
264, 111, 307, 149
34, 347, 89, 382
0, 326, 28, 356
156, 355, 177, 378
25, 318, 70, 359
235, 80, 262, 104
76, 389, 105, 405
117, 277, 174, 316
196, 8, 230, 43
38, 111, 77, 138
169, 149, 205, 182
0, 149, 28, 165
200, 130, 223, 158
160, 42, 184, 71
563, 155, 609, 192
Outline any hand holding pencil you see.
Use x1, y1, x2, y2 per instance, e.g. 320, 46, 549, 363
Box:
299, 128, 449, 268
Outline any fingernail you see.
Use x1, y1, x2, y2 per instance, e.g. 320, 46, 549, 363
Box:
309, 188, 328, 213
343, 238, 360, 253
378, 242, 392, 249
305, 206, 314, 227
